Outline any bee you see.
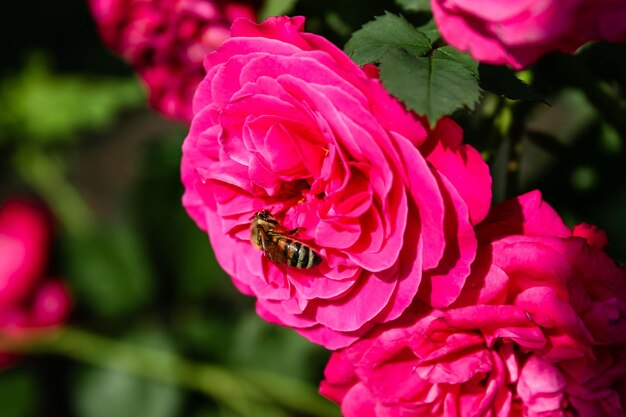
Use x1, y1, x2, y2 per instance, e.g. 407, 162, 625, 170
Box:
250, 210, 322, 269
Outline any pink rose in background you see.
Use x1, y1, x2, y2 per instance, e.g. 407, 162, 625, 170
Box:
321, 191, 626, 416
431, 0, 626, 69
475, 191, 626, 350
518, 352, 626, 417
462, 191, 626, 415
0, 200, 71, 368
322, 311, 626, 417
181, 16, 491, 349
470, 192, 626, 415
321, 308, 525, 417
89, 0, 257, 121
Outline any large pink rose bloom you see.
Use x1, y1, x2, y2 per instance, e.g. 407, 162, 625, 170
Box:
181, 16, 492, 349
0, 200, 71, 368
89, 0, 257, 121
321, 191, 626, 416
432, 0, 626, 69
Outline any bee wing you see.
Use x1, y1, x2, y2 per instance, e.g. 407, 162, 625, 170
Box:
270, 223, 290, 234
258, 227, 290, 265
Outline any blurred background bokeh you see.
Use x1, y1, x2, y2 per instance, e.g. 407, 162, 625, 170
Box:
0, 1, 624, 416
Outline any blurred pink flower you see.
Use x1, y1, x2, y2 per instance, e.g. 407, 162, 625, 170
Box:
321, 191, 626, 415
0, 200, 71, 368
181, 16, 492, 349
431, 0, 626, 69
89, 0, 257, 121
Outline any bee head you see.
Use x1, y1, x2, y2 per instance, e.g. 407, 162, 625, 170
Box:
250, 210, 278, 250
250, 210, 276, 223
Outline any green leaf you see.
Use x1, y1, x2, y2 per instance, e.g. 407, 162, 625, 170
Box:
0, 368, 38, 417
345, 14, 481, 122
479, 64, 547, 102
345, 12, 431, 65
259, 0, 299, 20
396, 0, 431, 13
438, 45, 479, 73
417, 19, 441, 44
379, 46, 481, 123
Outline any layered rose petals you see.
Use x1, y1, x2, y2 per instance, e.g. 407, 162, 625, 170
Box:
0, 200, 71, 368
322, 308, 626, 417
89, 0, 257, 121
518, 352, 626, 417
432, 0, 626, 69
321, 192, 626, 416
464, 192, 626, 415
321, 310, 522, 417
476, 191, 626, 350
181, 16, 491, 349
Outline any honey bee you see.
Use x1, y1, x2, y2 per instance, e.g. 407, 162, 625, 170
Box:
250, 210, 322, 269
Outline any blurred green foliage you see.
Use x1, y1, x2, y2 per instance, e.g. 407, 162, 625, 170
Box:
0, 2, 334, 417
396, 0, 431, 12
259, 0, 299, 20
0, 54, 144, 146
0, 367, 39, 417
72, 331, 183, 417
74, 366, 182, 417
64, 226, 155, 320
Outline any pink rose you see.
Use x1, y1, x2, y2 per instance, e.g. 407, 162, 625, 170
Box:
0, 200, 71, 368
320, 308, 525, 417
322, 314, 626, 417
474, 191, 626, 352
322, 309, 626, 417
470, 191, 626, 415
320, 191, 626, 415
181, 16, 492, 349
431, 0, 626, 69
518, 352, 626, 417
89, 0, 257, 121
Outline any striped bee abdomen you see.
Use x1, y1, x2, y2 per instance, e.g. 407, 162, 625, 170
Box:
275, 237, 322, 269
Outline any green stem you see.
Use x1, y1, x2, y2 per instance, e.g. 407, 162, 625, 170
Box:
479, 94, 507, 164
13, 146, 95, 236
504, 101, 533, 200
6, 327, 338, 417
242, 368, 340, 417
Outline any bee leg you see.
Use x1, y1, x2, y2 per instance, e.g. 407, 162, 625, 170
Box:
257, 225, 269, 253
286, 227, 304, 235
